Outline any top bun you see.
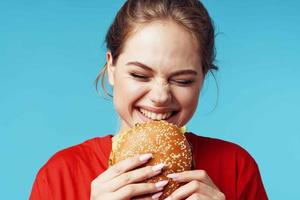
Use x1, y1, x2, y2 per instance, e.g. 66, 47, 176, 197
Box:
109, 120, 192, 199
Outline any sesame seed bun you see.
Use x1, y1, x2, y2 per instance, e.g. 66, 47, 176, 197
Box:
109, 120, 192, 199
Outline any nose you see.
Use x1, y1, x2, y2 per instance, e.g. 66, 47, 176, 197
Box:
149, 79, 172, 106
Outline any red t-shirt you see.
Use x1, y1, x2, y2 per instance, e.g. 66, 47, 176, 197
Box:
29, 133, 268, 200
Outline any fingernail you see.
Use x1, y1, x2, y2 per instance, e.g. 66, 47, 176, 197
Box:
166, 173, 179, 180
164, 197, 172, 200
152, 163, 164, 172
152, 192, 163, 200
155, 180, 169, 189
139, 153, 152, 162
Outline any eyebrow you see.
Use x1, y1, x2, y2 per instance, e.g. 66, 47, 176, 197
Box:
126, 61, 198, 76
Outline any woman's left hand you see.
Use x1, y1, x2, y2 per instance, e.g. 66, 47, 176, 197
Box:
165, 170, 226, 200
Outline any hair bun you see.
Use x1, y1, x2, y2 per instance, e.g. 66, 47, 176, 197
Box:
109, 120, 192, 199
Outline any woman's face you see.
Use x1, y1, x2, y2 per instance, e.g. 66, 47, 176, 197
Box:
107, 20, 204, 131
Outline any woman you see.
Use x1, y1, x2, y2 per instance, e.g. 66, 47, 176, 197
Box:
30, 0, 268, 199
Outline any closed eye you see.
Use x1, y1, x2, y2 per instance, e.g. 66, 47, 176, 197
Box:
170, 79, 195, 86
130, 73, 149, 80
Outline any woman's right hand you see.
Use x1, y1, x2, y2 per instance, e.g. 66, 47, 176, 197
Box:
90, 153, 168, 200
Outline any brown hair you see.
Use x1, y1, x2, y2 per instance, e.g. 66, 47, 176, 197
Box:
95, 0, 218, 97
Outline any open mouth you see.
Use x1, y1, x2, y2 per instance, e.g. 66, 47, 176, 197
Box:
138, 107, 176, 121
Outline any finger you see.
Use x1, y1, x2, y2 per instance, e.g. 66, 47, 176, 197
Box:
133, 191, 163, 200
113, 181, 168, 200
185, 193, 210, 200
96, 153, 153, 184
106, 163, 165, 192
166, 180, 216, 200
167, 170, 218, 189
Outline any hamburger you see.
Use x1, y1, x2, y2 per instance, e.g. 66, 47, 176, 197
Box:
109, 120, 193, 199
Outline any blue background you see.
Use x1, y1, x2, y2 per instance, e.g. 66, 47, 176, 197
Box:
1, 0, 299, 199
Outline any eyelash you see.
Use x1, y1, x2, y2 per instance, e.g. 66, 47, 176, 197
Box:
130, 73, 194, 86
171, 80, 194, 86
130, 73, 149, 80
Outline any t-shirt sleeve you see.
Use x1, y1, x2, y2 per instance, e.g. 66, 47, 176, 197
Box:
28, 137, 111, 200
236, 148, 268, 200
28, 148, 76, 200
29, 151, 78, 200
29, 169, 51, 200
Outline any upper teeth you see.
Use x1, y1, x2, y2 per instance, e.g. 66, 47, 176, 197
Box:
139, 108, 172, 120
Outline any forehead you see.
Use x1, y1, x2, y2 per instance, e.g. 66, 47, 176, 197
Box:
118, 20, 202, 72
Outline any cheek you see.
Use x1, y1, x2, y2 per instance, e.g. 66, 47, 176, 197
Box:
114, 78, 146, 105
173, 87, 201, 109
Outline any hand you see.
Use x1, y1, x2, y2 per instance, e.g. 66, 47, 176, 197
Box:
90, 153, 168, 200
165, 170, 225, 200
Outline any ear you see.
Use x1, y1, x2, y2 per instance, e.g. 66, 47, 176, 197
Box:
106, 52, 115, 86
